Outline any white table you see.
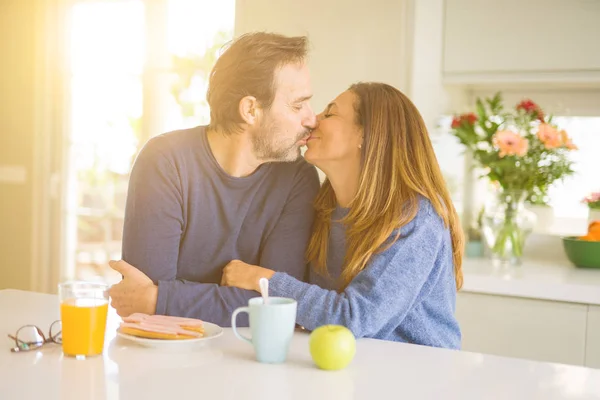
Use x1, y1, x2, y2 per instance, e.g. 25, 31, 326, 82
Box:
1, 289, 599, 400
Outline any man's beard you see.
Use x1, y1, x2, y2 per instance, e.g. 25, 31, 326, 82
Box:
252, 117, 309, 162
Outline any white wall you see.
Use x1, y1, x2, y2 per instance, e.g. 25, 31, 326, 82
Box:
408, 0, 474, 225
0, 0, 38, 290
235, 0, 413, 112
410, 0, 452, 128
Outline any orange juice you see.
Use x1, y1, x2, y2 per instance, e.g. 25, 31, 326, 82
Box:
60, 298, 108, 357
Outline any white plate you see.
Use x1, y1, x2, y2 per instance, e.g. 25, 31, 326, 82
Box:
116, 321, 223, 350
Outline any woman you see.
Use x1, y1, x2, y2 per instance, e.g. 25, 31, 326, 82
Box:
222, 82, 464, 349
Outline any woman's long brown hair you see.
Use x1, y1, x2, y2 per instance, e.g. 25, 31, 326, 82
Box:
306, 82, 464, 290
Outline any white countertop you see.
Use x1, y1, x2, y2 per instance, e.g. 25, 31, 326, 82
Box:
462, 258, 600, 305
1, 289, 600, 400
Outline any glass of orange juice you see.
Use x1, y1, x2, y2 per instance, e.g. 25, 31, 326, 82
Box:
58, 281, 109, 359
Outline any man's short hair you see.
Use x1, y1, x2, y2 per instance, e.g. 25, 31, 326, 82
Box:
207, 32, 309, 134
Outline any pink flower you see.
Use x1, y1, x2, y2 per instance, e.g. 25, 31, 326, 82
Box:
492, 130, 529, 158
537, 123, 562, 149
583, 192, 600, 204
560, 130, 577, 150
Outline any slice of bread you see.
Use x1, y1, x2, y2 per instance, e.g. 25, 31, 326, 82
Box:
120, 326, 198, 340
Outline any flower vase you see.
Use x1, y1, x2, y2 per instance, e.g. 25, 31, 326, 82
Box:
465, 241, 485, 258
589, 209, 600, 225
481, 190, 536, 266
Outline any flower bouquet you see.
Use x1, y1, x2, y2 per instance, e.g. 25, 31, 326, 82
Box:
450, 93, 577, 265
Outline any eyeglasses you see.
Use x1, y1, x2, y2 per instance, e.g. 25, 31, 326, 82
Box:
8, 320, 62, 352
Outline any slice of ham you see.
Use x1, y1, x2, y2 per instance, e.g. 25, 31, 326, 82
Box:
122, 313, 147, 323
123, 313, 204, 327
120, 321, 203, 337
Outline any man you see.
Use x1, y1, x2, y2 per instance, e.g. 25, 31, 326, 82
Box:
108, 32, 320, 327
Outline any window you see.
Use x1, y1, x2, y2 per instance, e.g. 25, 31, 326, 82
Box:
547, 116, 600, 233
67, 0, 145, 282
431, 116, 466, 217
64, 0, 234, 283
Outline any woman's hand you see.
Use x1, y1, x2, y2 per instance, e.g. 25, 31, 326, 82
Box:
221, 260, 275, 292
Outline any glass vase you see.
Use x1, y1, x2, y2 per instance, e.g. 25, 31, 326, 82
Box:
589, 209, 600, 225
481, 189, 536, 266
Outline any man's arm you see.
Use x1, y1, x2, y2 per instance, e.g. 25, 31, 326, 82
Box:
121, 136, 256, 326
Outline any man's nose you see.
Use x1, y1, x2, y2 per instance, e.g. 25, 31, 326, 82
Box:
304, 109, 317, 130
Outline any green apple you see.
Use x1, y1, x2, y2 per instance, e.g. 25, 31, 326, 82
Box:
309, 325, 356, 370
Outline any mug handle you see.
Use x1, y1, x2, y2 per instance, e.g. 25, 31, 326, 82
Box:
231, 306, 252, 344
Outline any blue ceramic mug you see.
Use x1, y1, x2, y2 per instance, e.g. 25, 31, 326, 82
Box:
231, 297, 297, 364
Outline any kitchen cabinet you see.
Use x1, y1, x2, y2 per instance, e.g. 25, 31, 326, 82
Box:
586, 305, 600, 368
457, 292, 588, 366
443, 0, 600, 83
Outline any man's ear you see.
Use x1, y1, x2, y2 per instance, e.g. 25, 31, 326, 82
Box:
239, 96, 262, 126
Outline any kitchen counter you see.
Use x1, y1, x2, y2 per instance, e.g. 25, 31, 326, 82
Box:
462, 258, 600, 305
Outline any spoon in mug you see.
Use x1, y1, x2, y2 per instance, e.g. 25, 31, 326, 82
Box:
259, 278, 269, 305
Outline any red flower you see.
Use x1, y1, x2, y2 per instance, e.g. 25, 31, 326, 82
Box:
465, 113, 477, 125
516, 99, 537, 113
517, 99, 544, 121
536, 109, 545, 121
451, 113, 478, 129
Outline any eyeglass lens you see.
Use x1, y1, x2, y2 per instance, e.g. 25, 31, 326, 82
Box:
10, 321, 62, 352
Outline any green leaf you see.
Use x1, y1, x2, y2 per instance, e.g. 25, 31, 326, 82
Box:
476, 98, 487, 122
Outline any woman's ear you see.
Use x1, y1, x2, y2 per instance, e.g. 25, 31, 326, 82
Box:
358, 128, 365, 149
239, 96, 261, 126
